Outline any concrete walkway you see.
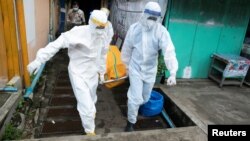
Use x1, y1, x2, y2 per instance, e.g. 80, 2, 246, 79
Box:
160, 80, 250, 134
20, 126, 206, 141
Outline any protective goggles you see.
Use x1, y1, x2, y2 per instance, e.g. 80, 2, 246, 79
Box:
147, 16, 158, 21
96, 26, 105, 29
91, 18, 107, 28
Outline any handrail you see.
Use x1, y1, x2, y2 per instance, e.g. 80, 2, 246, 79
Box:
24, 63, 46, 98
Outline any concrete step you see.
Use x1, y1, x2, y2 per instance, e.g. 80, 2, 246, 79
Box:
46, 107, 78, 118
53, 87, 73, 95
33, 126, 205, 141
57, 75, 70, 80
49, 97, 77, 106
40, 120, 83, 138
56, 80, 71, 87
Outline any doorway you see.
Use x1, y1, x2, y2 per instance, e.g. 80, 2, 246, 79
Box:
69, 0, 101, 22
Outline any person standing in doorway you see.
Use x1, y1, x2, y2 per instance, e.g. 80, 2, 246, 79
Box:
67, 1, 85, 30
121, 1, 178, 132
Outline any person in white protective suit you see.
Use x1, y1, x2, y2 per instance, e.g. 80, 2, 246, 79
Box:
121, 2, 178, 132
27, 10, 112, 135
100, 7, 114, 47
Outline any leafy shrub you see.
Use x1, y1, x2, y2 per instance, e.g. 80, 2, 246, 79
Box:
157, 54, 166, 76
2, 123, 22, 140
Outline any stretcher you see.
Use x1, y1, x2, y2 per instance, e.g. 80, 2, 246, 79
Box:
103, 76, 128, 83
102, 45, 127, 88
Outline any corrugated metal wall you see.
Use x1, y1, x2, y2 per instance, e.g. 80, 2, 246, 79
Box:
166, 0, 250, 78
110, 0, 168, 39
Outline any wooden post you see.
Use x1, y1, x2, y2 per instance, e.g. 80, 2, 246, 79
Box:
0, 1, 8, 82
16, 0, 31, 87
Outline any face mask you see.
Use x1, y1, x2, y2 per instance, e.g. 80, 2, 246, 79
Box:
146, 20, 155, 30
95, 29, 105, 36
73, 8, 79, 11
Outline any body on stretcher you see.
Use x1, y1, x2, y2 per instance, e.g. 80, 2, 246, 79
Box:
101, 45, 127, 88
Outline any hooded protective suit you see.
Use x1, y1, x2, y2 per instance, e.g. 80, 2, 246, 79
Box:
99, 8, 114, 82
121, 2, 178, 124
27, 10, 111, 134
101, 7, 114, 47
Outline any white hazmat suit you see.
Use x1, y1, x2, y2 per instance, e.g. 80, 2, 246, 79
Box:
121, 2, 178, 127
27, 10, 112, 134
101, 8, 114, 47
99, 8, 114, 83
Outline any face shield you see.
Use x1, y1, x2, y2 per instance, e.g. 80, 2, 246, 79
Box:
89, 10, 108, 36
140, 2, 162, 30
141, 13, 161, 30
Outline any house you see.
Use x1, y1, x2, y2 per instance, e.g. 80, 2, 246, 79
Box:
1, 0, 250, 90
0, 0, 249, 140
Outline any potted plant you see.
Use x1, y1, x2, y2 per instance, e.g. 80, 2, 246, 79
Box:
156, 53, 167, 84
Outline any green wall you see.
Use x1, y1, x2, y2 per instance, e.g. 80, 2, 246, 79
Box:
165, 0, 250, 78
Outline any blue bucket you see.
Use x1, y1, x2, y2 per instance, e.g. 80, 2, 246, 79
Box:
139, 90, 164, 117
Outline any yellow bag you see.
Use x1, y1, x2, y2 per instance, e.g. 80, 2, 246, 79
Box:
104, 45, 127, 88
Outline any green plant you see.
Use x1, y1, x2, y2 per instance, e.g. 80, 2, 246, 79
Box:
17, 99, 25, 110
157, 54, 166, 76
30, 73, 36, 82
2, 123, 22, 140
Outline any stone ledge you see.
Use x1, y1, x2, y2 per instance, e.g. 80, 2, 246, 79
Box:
0, 76, 23, 140
20, 126, 207, 141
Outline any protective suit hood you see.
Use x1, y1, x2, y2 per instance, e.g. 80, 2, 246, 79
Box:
89, 10, 108, 36
140, 2, 161, 31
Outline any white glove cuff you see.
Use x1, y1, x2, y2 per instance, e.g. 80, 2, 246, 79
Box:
99, 72, 105, 77
170, 72, 176, 77
33, 59, 42, 67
